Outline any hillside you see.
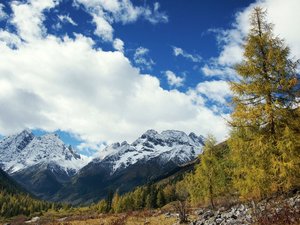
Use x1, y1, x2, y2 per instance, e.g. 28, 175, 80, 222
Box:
0, 168, 54, 218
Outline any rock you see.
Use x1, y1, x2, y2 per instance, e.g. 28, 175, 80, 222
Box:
57, 217, 68, 222
245, 214, 252, 223
231, 214, 238, 219
196, 209, 204, 215
191, 193, 299, 225
25, 216, 40, 223
203, 210, 214, 219
219, 207, 226, 212
239, 204, 245, 211
215, 218, 223, 224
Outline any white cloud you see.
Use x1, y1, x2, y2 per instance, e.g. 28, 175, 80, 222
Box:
0, 3, 7, 20
74, 0, 168, 42
202, 0, 300, 78
92, 13, 114, 42
142, 2, 168, 24
0, 30, 22, 48
201, 64, 237, 80
10, 0, 58, 42
58, 14, 78, 26
0, 35, 228, 147
0, 0, 229, 150
113, 38, 124, 52
134, 47, 155, 70
260, 0, 300, 59
195, 80, 231, 104
165, 70, 185, 87
173, 46, 202, 63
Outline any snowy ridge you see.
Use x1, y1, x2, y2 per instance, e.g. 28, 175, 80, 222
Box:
95, 129, 204, 173
0, 130, 90, 174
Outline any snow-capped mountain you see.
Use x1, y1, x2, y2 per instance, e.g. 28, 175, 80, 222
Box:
59, 129, 204, 204
94, 129, 204, 173
0, 129, 204, 203
0, 130, 89, 174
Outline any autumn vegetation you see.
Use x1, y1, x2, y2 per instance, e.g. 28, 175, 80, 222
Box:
1, 7, 299, 224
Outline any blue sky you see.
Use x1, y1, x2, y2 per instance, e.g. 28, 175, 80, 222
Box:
0, 0, 299, 156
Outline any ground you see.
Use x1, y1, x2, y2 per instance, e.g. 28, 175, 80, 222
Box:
0, 210, 179, 225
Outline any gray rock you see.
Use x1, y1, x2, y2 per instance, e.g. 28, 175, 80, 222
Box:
203, 210, 214, 219
215, 218, 223, 224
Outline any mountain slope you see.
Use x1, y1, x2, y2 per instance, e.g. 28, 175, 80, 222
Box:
0, 168, 52, 218
0, 167, 28, 195
0, 130, 89, 174
54, 129, 204, 204
0, 130, 90, 199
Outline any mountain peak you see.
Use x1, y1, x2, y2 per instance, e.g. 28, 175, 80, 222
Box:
19, 129, 33, 136
97, 129, 204, 173
141, 129, 158, 138
0, 130, 88, 174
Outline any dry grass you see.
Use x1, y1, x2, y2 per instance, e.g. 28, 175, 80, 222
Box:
50, 214, 176, 225
12, 211, 178, 225
254, 203, 300, 225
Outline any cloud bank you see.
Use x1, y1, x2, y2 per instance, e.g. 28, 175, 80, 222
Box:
0, 0, 229, 152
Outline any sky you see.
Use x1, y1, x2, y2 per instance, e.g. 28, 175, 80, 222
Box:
0, 0, 299, 156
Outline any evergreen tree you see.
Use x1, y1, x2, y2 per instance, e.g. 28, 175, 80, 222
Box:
105, 189, 114, 212
156, 189, 166, 208
229, 7, 300, 200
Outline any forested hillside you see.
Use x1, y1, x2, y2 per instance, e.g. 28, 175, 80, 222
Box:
0, 168, 64, 218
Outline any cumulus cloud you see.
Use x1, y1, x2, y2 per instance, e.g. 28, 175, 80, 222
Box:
92, 13, 114, 41
202, 0, 300, 78
58, 14, 78, 26
0, 30, 22, 48
133, 47, 155, 70
113, 38, 124, 52
172, 46, 202, 63
75, 0, 168, 42
201, 64, 237, 80
165, 70, 185, 87
0, 35, 229, 145
10, 0, 58, 42
0, 0, 230, 152
195, 80, 231, 104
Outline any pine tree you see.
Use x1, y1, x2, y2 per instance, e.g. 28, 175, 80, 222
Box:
229, 7, 300, 200
156, 189, 166, 208
105, 189, 114, 212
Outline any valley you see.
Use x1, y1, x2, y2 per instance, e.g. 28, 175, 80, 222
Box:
0, 129, 204, 204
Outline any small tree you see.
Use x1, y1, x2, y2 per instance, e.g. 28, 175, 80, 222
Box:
173, 181, 189, 223
185, 135, 230, 208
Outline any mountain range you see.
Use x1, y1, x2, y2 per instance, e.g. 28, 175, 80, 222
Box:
0, 129, 204, 204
